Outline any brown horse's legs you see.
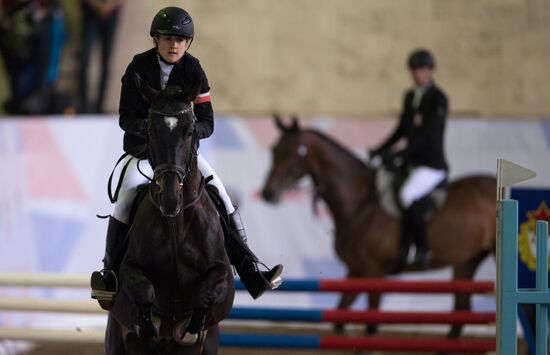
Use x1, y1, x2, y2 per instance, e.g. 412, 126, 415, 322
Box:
333, 291, 360, 334
448, 250, 490, 339
366, 293, 381, 335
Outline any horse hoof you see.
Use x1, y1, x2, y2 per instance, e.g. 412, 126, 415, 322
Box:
180, 331, 201, 345
175, 330, 204, 346
173, 319, 206, 346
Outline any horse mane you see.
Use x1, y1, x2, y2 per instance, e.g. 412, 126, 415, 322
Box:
306, 129, 370, 173
302, 128, 378, 215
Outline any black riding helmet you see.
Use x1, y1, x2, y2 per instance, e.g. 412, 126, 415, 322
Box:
150, 7, 194, 38
408, 49, 435, 69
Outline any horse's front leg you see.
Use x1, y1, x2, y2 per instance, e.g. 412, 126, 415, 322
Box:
366, 292, 381, 335
180, 262, 229, 344
120, 260, 157, 338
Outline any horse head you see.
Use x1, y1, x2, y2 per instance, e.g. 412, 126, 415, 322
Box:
135, 73, 201, 217
261, 114, 310, 203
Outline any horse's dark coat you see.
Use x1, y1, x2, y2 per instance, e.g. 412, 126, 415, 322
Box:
106, 77, 234, 355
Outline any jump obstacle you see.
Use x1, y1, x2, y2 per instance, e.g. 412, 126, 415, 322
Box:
0, 297, 496, 325
0, 273, 497, 353
0, 273, 495, 293
0, 328, 496, 353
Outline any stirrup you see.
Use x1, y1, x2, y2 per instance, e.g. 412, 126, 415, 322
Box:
91, 269, 118, 301
258, 263, 284, 289
238, 261, 283, 299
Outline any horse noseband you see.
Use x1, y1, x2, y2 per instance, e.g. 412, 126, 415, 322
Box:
154, 164, 190, 183
149, 107, 193, 117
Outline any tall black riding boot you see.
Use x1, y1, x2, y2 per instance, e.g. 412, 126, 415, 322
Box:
228, 210, 283, 299
404, 200, 432, 268
90, 216, 129, 310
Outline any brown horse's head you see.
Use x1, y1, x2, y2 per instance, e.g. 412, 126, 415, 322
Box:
135, 74, 200, 217
261, 115, 309, 203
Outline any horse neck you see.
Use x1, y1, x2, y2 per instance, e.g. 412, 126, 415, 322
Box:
303, 131, 375, 225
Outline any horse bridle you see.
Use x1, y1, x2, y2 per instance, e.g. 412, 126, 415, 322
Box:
147, 107, 201, 213
149, 107, 197, 177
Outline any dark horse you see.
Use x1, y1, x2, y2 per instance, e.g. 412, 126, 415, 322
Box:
105, 76, 234, 354
261, 117, 496, 339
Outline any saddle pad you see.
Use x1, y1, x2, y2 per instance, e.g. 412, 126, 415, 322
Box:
375, 166, 447, 219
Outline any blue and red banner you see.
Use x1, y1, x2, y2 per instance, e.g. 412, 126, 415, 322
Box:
510, 188, 550, 288
510, 187, 550, 355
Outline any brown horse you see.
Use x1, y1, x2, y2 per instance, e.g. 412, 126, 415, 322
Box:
106, 77, 234, 354
261, 117, 496, 339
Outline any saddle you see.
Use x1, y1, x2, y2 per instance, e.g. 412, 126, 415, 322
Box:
374, 163, 448, 220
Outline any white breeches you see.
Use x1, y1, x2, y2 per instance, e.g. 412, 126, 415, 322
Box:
399, 166, 447, 209
113, 154, 235, 223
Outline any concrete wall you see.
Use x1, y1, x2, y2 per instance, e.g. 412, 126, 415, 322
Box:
3, 0, 550, 118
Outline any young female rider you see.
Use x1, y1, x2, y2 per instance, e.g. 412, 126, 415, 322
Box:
91, 7, 283, 309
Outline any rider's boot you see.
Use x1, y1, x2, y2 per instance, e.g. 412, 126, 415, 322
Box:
90, 216, 128, 310
228, 210, 283, 299
404, 200, 432, 268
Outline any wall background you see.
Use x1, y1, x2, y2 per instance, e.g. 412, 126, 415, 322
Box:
2, 0, 549, 118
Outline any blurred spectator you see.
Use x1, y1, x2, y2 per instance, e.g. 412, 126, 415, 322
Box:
0, 0, 70, 114
78, 0, 124, 114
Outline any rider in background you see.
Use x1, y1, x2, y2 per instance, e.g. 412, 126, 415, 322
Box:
91, 7, 283, 309
370, 49, 449, 267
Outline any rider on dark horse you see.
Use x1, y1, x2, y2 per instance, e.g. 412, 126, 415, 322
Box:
370, 49, 449, 267
91, 7, 283, 309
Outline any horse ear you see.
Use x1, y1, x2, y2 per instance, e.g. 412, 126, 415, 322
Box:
290, 115, 300, 131
274, 113, 287, 132
134, 73, 158, 104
